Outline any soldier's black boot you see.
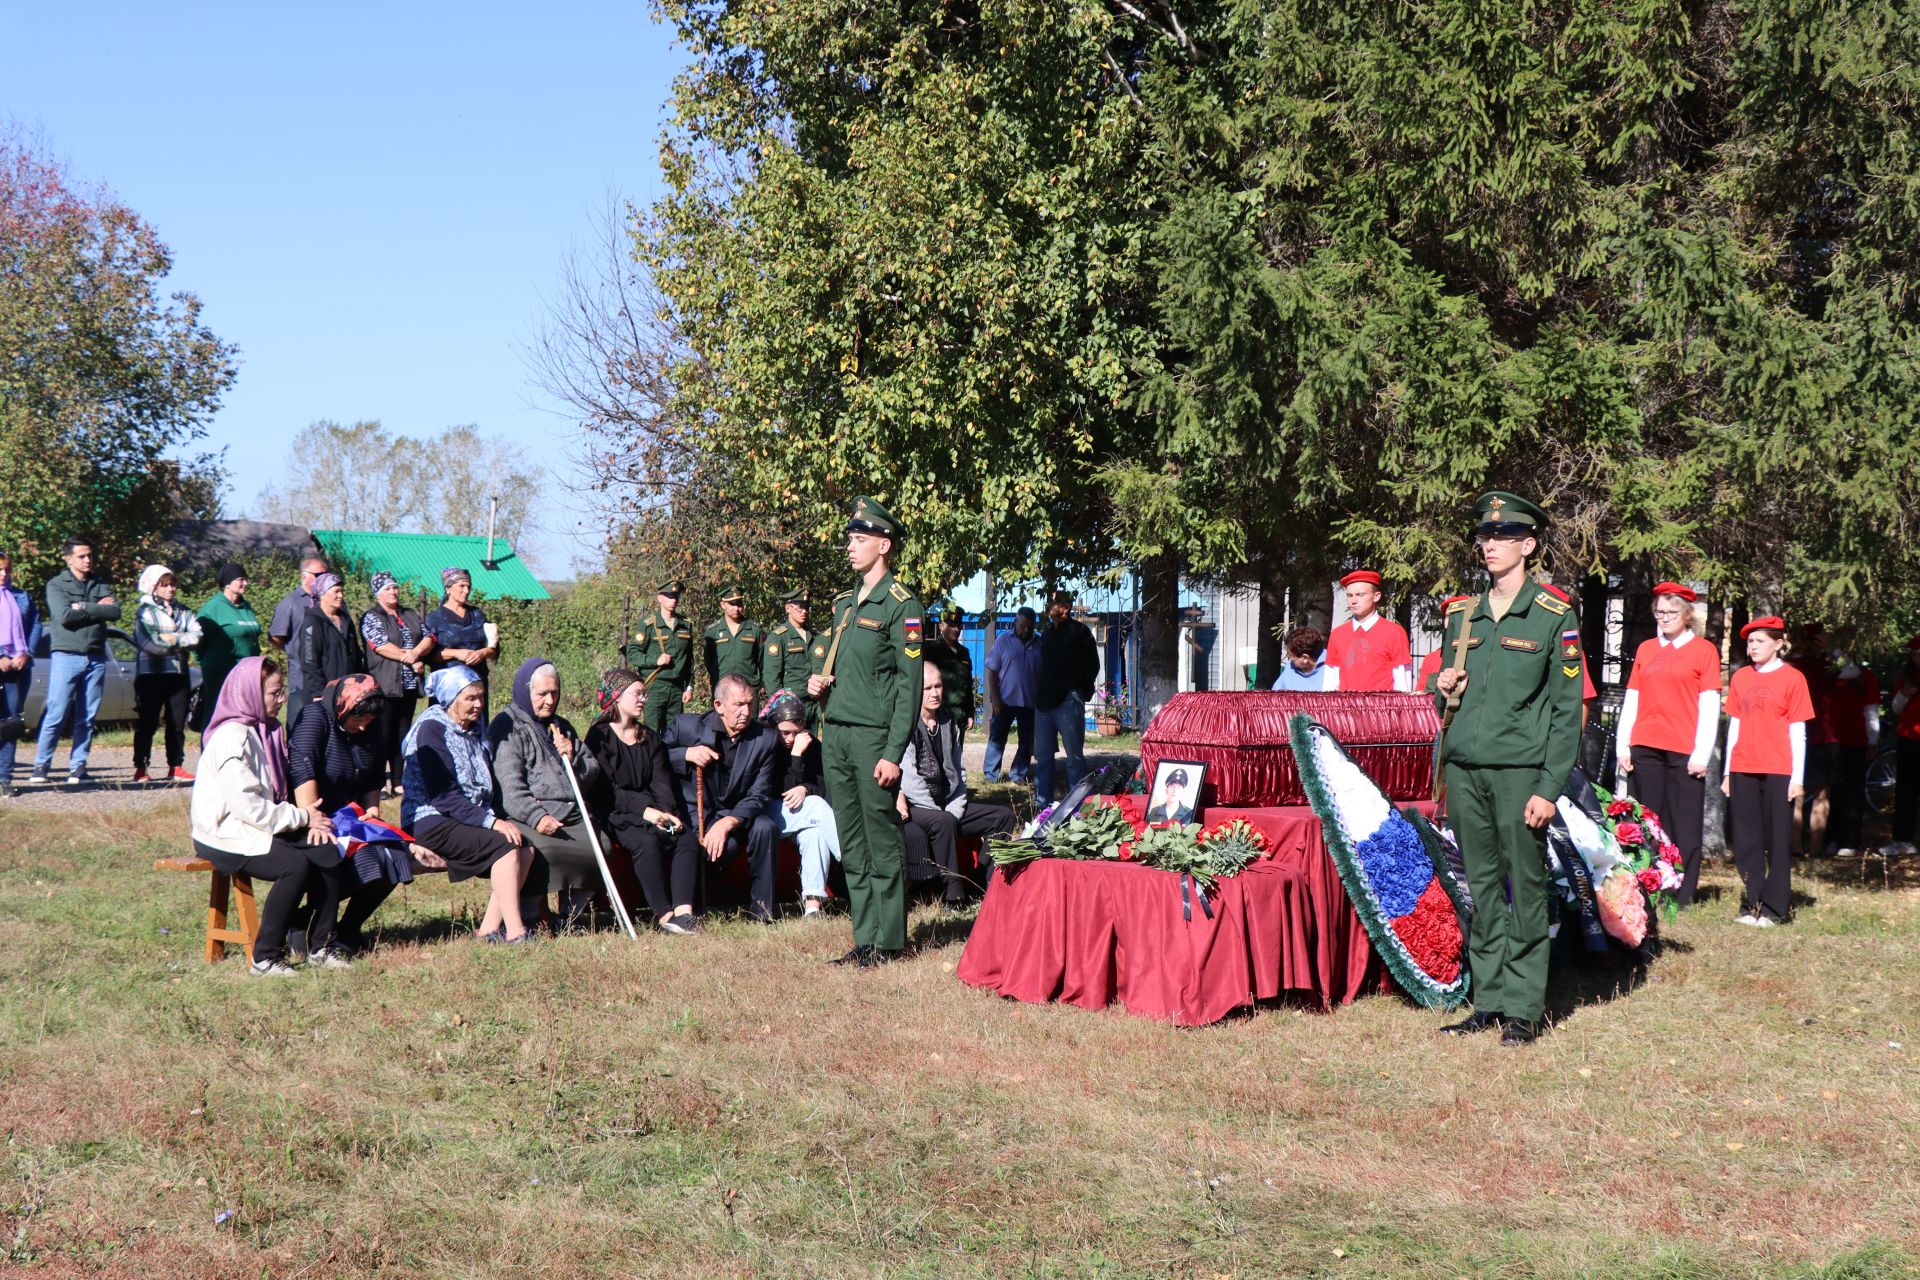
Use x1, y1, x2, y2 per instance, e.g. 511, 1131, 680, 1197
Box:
1499, 1019, 1540, 1048
1439, 1010, 1504, 1036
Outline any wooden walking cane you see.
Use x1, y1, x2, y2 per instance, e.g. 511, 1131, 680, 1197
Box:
1431, 596, 1480, 807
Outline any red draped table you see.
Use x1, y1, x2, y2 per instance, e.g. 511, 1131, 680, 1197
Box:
956, 800, 1436, 1026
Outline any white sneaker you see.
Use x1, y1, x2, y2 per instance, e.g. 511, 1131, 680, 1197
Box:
803, 899, 823, 919
1835, 847, 1857, 859
1735, 913, 1760, 926
1752, 916, 1779, 929
249, 958, 299, 977
308, 947, 352, 970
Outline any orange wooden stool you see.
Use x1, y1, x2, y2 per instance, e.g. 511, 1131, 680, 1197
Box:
155, 856, 259, 963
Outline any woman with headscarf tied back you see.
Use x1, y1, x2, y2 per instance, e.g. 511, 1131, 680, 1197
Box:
297, 572, 366, 706
361, 571, 433, 795
404, 664, 535, 942
132, 564, 202, 783
287, 673, 397, 962
584, 668, 696, 934
489, 657, 603, 928
424, 566, 498, 718
188, 656, 336, 976
193, 562, 261, 732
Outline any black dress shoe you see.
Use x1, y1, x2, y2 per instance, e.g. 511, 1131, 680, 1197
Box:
1499, 1019, 1540, 1048
862, 947, 904, 967
833, 945, 874, 966
1439, 1010, 1503, 1036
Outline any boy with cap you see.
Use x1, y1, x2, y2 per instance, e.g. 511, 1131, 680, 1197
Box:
624, 580, 696, 734
809, 497, 923, 966
1430, 492, 1585, 1047
762, 587, 814, 704
1325, 570, 1413, 692
704, 585, 765, 698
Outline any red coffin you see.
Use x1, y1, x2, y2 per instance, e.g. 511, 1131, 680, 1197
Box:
1141, 691, 1440, 806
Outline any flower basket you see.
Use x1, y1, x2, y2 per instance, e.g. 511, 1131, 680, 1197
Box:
1094, 714, 1124, 737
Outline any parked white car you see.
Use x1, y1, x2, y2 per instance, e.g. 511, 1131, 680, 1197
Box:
21, 628, 201, 731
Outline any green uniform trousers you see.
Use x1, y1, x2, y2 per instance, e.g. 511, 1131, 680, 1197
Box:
642, 681, 686, 735
824, 722, 907, 951
1445, 763, 1551, 1023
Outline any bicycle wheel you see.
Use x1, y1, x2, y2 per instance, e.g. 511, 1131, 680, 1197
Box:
1864, 748, 1898, 817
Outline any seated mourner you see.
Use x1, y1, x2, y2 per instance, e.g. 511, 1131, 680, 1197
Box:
585, 668, 698, 934
664, 673, 778, 922
403, 665, 537, 943
761, 690, 842, 918
288, 673, 411, 961
490, 656, 603, 928
899, 664, 1018, 906
188, 656, 337, 976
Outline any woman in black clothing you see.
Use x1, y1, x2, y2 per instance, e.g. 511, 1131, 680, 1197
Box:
289, 673, 396, 961
584, 668, 697, 935
360, 571, 433, 793
297, 573, 367, 705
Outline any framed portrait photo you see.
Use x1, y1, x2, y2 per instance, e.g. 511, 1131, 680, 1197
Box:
1145, 759, 1204, 825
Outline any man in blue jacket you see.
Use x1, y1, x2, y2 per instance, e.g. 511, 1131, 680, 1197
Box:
664, 673, 779, 923
0, 552, 45, 796
32, 538, 121, 786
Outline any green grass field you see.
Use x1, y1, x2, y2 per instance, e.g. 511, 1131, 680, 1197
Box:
2, 796, 1916, 1278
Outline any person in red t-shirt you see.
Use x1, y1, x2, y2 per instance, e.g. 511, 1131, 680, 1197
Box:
1823, 626, 1880, 856
1615, 582, 1721, 907
1722, 617, 1815, 926
1890, 637, 1920, 854
1325, 571, 1412, 692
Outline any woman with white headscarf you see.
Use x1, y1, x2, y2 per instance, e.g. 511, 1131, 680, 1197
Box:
132, 563, 202, 783
403, 664, 535, 943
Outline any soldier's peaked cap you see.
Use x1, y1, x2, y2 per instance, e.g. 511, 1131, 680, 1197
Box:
1474, 491, 1546, 538
847, 496, 903, 540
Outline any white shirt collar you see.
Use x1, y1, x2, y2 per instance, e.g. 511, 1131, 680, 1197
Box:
1659, 630, 1693, 649
1756, 657, 1784, 674
1351, 613, 1380, 633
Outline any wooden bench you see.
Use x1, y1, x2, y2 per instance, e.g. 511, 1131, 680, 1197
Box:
155, 857, 258, 963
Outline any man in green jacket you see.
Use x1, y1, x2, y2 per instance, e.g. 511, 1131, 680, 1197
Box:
919, 603, 976, 726
32, 537, 122, 786
762, 587, 816, 713
703, 585, 765, 699
1430, 492, 1586, 1047
809, 497, 923, 966
622, 580, 695, 734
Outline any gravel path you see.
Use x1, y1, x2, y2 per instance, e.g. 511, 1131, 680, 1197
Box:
3, 746, 202, 813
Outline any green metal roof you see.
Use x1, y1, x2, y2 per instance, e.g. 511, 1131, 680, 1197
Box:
312, 530, 552, 601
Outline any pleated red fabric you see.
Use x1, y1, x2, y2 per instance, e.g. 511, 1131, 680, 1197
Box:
956, 798, 1437, 1025
1142, 692, 1441, 806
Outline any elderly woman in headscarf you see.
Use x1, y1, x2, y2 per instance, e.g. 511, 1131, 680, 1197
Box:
188, 656, 336, 976
132, 563, 202, 783
761, 690, 842, 919
403, 664, 535, 942
584, 667, 696, 934
360, 570, 433, 794
489, 656, 602, 928
424, 566, 498, 717
285, 672, 399, 962
297, 571, 366, 706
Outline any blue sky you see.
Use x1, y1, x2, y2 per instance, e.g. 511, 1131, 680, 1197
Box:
6, 2, 687, 575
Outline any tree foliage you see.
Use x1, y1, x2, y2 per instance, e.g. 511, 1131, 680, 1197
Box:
0, 131, 235, 584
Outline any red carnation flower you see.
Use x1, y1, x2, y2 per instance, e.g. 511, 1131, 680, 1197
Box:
1606, 799, 1634, 817
1614, 821, 1645, 847
1659, 843, 1682, 866
1641, 807, 1662, 828
1636, 868, 1662, 893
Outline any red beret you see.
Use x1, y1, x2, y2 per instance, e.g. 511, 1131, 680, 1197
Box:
1651, 581, 1697, 602
1741, 616, 1787, 639
1439, 594, 1471, 607
1340, 570, 1382, 589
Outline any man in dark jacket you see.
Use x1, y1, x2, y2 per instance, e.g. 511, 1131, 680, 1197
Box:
664, 673, 780, 922
1033, 590, 1100, 804
32, 538, 121, 785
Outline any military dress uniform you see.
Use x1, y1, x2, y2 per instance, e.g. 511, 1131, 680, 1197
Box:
703, 585, 765, 697
819, 498, 923, 956
920, 604, 976, 725
1430, 493, 1585, 1035
623, 581, 696, 734
763, 588, 817, 716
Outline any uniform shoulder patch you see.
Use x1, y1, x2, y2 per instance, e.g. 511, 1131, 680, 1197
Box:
833, 588, 854, 602
888, 581, 911, 604
1445, 596, 1474, 614
1539, 582, 1572, 602
1534, 591, 1570, 616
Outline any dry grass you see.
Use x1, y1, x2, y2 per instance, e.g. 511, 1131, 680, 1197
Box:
2, 797, 1917, 1279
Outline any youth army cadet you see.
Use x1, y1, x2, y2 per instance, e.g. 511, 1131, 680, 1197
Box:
762, 587, 815, 701
1429, 492, 1585, 1049
920, 603, 976, 725
807, 497, 923, 967
704, 585, 765, 697
622, 579, 696, 734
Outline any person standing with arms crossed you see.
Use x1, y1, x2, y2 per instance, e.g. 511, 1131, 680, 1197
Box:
623, 579, 697, 734
808, 497, 922, 967
1430, 493, 1585, 1048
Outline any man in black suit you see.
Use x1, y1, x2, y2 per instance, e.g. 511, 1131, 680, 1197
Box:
665, 673, 780, 922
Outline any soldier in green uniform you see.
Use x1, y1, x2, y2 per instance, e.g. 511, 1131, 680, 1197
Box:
1430, 492, 1586, 1047
761, 586, 814, 702
622, 579, 696, 734
703, 585, 765, 699
919, 603, 976, 726
808, 497, 922, 966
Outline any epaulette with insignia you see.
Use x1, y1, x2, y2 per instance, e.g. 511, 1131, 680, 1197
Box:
888, 581, 911, 603
1445, 597, 1472, 613
1534, 590, 1571, 616
1539, 582, 1572, 602
833, 588, 854, 601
